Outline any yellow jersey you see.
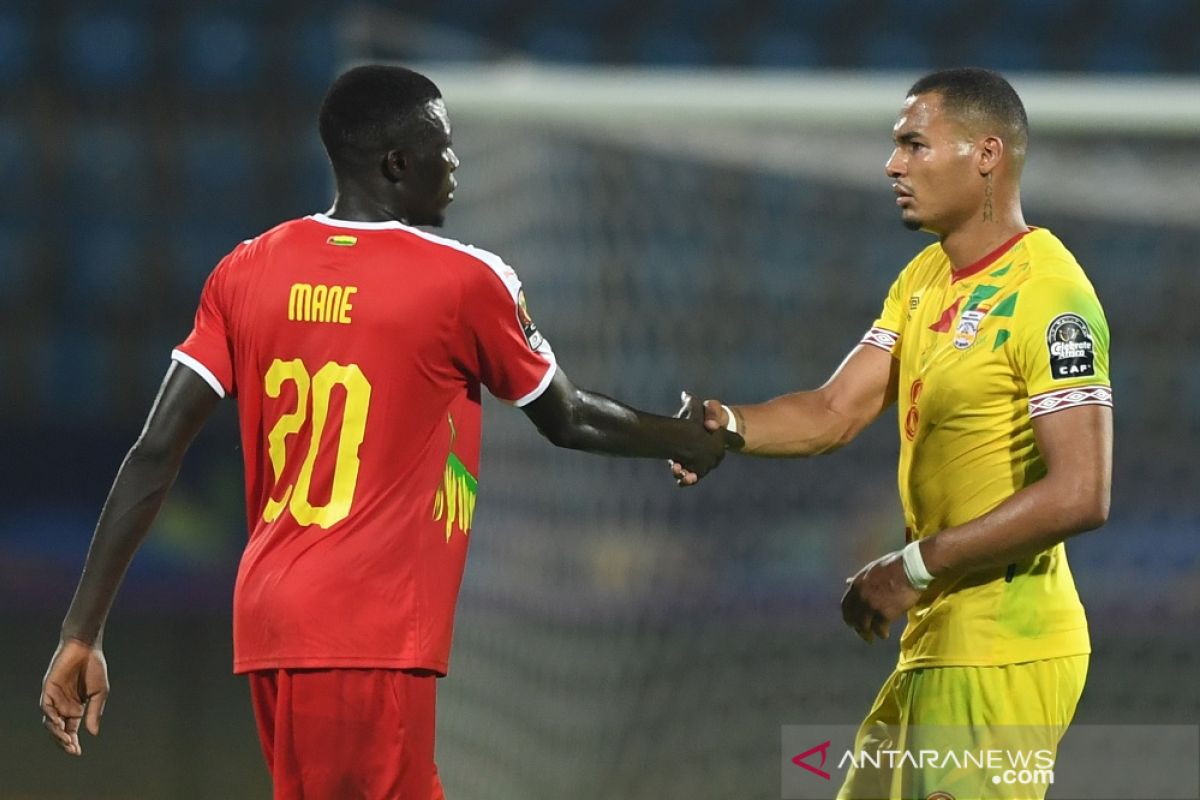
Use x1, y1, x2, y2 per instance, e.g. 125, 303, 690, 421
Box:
864, 228, 1111, 669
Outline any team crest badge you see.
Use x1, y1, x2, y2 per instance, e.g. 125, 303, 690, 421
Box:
516, 290, 544, 350
953, 309, 987, 350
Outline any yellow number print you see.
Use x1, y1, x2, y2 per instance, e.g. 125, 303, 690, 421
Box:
262, 358, 372, 529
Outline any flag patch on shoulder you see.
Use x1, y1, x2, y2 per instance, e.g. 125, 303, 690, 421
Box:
327, 235, 358, 247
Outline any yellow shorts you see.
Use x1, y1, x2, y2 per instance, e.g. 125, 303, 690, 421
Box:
837, 655, 1088, 800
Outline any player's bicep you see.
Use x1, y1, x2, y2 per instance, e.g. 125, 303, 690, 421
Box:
459, 259, 556, 406
819, 343, 900, 430
1031, 403, 1112, 524
136, 362, 221, 459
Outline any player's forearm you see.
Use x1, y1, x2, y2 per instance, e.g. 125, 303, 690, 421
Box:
919, 475, 1109, 579
732, 390, 858, 457
555, 389, 716, 462
60, 442, 186, 645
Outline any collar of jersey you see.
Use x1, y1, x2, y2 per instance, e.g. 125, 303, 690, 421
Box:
949, 228, 1032, 284
308, 213, 415, 231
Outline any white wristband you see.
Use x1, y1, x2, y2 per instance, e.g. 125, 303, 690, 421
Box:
901, 540, 934, 591
720, 404, 738, 434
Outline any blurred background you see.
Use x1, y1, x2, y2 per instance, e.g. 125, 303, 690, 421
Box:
1, 1, 1198, 798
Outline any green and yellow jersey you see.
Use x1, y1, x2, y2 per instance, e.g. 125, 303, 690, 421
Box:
864, 228, 1112, 669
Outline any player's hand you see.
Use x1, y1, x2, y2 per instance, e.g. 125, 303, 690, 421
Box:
40, 638, 109, 756
670, 393, 740, 487
840, 550, 922, 643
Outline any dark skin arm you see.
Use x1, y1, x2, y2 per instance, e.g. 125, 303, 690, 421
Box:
522, 369, 736, 476
841, 404, 1112, 642
671, 344, 899, 485
40, 363, 219, 755
41, 362, 727, 756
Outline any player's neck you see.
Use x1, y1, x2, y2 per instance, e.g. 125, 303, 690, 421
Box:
326, 195, 400, 224
941, 203, 1027, 275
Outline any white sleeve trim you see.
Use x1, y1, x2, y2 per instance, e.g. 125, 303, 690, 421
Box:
1028, 385, 1112, 418
512, 360, 557, 408
171, 349, 226, 398
860, 326, 900, 354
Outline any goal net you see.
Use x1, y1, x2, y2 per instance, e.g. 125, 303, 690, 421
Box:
347, 16, 1200, 799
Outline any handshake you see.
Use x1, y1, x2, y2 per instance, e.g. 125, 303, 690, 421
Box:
669, 391, 744, 487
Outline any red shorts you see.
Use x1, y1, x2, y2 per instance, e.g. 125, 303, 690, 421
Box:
248, 668, 446, 800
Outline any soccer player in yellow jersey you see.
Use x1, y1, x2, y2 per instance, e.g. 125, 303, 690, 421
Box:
674, 68, 1112, 799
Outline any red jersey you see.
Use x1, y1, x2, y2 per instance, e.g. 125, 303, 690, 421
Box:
173, 214, 556, 674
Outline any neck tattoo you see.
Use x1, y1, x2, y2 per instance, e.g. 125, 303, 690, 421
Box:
983, 173, 995, 222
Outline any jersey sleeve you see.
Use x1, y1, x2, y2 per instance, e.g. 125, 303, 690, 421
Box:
172, 253, 237, 398
459, 253, 556, 406
861, 265, 909, 357
1012, 275, 1112, 419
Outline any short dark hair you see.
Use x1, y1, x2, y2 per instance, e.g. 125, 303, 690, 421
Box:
318, 64, 442, 166
908, 68, 1029, 161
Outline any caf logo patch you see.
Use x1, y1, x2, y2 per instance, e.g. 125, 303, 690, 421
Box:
1046, 313, 1094, 379
926, 793, 956, 800
516, 290, 544, 350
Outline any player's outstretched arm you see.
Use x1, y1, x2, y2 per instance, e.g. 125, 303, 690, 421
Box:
715, 344, 898, 456
40, 362, 219, 756
672, 344, 899, 486
521, 369, 734, 479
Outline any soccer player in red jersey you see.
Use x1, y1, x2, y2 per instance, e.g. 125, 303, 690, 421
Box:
39, 65, 733, 799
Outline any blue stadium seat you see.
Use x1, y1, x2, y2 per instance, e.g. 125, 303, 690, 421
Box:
1104, 0, 1193, 36
426, 0, 511, 33
179, 14, 262, 91
860, 34, 932, 71
67, 122, 146, 216
0, 116, 34, 210
180, 128, 259, 217
633, 30, 712, 66
968, 34, 1045, 73
41, 325, 111, 417
1086, 40, 1162, 73
522, 26, 599, 63
769, 0, 842, 33
0, 225, 32, 298
286, 17, 339, 90
171, 223, 254, 288
749, 31, 821, 68
65, 223, 143, 308
61, 12, 151, 89
0, 12, 33, 83
286, 134, 333, 218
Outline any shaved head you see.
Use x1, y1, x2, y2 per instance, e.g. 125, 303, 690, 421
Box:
907, 68, 1029, 172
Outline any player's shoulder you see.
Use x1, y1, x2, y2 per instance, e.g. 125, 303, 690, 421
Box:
1019, 228, 1092, 286
211, 217, 308, 278
394, 225, 523, 299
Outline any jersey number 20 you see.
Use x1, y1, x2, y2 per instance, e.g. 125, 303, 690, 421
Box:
262, 358, 371, 529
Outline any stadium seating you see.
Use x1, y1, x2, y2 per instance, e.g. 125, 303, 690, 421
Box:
60, 11, 151, 89
0, 12, 33, 84
178, 13, 263, 91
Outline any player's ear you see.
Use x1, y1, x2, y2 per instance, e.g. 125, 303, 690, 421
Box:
382, 149, 406, 183
977, 135, 1003, 176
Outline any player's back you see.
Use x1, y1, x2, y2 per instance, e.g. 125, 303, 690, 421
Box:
174, 213, 557, 674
